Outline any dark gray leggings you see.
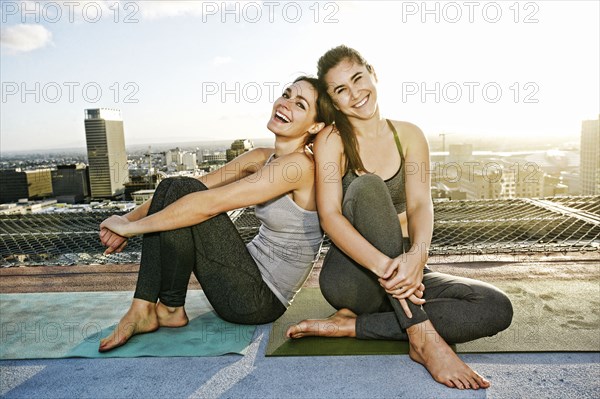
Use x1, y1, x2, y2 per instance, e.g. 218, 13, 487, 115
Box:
319, 174, 513, 344
134, 177, 286, 325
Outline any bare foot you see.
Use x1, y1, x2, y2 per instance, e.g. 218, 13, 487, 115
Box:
407, 320, 490, 390
98, 299, 159, 352
286, 308, 357, 338
156, 301, 189, 328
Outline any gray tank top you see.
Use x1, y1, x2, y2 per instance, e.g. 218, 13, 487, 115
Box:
342, 119, 406, 214
246, 156, 323, 306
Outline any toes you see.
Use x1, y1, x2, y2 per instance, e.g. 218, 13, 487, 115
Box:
99, 335, 114, 348
444, 379, 456, 389
459, 376, 472, 390
473, 371, 491, 388
478, 377, 491, 388
466, 375, 480, 390
452, 379, 464, 390
286, 323, 303, 338
98, 337, 115, 352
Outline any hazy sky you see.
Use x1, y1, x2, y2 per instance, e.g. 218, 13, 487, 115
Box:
1, 1, 598, 152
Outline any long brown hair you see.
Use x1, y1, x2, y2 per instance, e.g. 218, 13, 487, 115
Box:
292, 76, 336, 149
317, 45, 374, 173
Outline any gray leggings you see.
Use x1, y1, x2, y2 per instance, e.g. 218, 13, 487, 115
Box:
134, 177, 286, 325
319, 174, 513, 344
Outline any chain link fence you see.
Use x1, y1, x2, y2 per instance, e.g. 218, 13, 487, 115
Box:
1, 196, 598, 267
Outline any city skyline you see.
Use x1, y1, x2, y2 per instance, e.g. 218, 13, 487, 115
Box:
1, 1, 599, 152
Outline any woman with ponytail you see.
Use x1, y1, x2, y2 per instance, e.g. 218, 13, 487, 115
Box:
287, 46, 513, 390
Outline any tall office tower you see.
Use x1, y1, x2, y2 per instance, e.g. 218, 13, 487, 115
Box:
580, 115, 600, 195
84, 108, 128, 199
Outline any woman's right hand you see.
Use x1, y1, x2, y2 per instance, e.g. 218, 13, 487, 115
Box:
100, 226, 128, 255
393, 283, 425, 318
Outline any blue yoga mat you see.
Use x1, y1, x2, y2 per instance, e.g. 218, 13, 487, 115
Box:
0, 291, 255, 359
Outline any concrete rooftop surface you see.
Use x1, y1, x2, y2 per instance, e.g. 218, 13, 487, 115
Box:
1, 254, 599, 399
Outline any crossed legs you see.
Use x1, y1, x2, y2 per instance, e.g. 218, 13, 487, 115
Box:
287, 174, 513, 389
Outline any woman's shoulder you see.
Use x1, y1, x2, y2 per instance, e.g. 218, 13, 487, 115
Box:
314, 124, 343, 150
252, 147, 275, 161
272, 150, 314, 171
387, 119, 427, 147
387, 119, 424, 136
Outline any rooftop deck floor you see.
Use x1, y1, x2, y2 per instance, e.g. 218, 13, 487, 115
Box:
1, 253, 598, 398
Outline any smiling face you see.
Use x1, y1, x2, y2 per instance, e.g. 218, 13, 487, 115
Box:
267, 80, 321, 138
323, 58, 378, 120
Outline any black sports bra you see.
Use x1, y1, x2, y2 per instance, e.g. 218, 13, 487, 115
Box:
341, 119, 406, 214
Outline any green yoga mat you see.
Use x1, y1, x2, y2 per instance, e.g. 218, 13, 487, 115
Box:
267, 280, 600, 356
0, 291, 255, 359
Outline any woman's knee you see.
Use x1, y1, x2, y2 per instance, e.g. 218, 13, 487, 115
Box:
479, 285, 513, 333
155, 177, 206, 201
158, 176, 206, 193
149, 177, 208, 214
493, 289, 513, 332
343, 174, 397, 225
345, 174, 388, 204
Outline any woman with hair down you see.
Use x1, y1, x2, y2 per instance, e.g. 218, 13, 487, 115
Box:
98, 76, 335, 352
287, 46, 513, 390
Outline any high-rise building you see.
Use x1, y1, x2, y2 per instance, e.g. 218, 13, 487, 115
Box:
182, 152, 197, 170
509, 159, 544, 198
226, 139, 254, 161
580, 115, 599, 195
84, 108, 128, 199
198, 148, 211, 164
166, 148, 183, 166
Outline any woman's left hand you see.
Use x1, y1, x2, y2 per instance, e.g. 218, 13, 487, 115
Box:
100, 215, 136, 238
387, 282, 425, 299
378, 253, 424, 300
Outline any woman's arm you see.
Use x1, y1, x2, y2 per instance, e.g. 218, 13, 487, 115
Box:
100, 152, 313, 237
314, 124, 428, 315
198, 147, 274, 188
99, 148, 274, 253
124, 147, 274, 220
379, 122, 433, 298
